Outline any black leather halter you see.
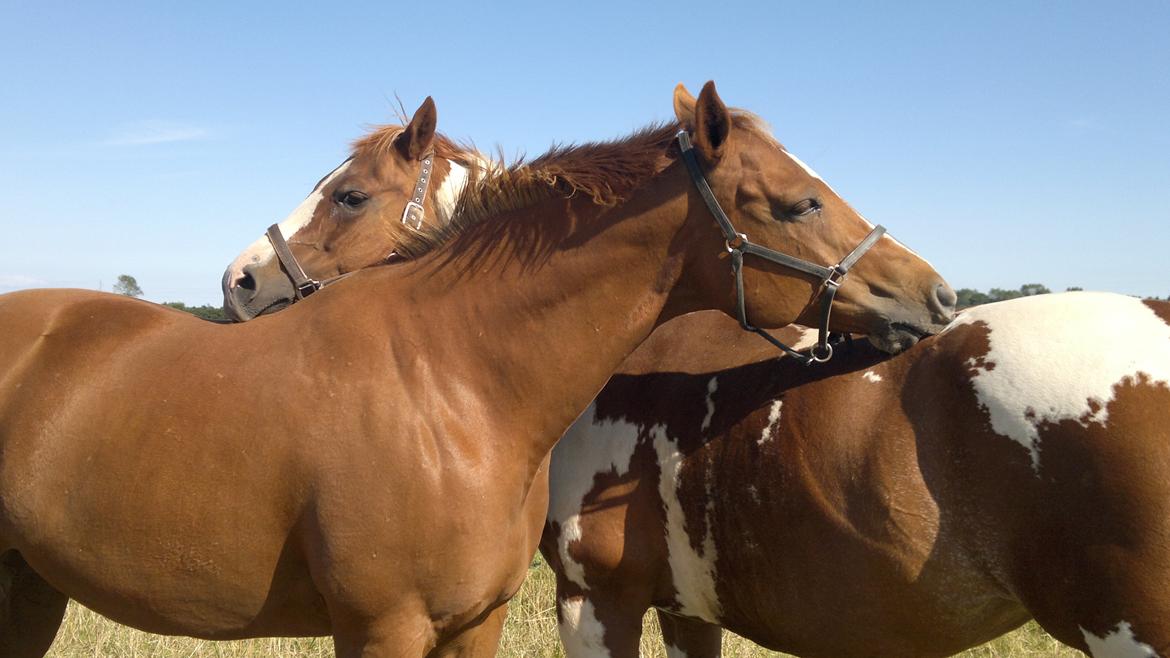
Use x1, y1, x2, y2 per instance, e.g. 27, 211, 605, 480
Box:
264, 150, 435, 300
676, 130, 885, 364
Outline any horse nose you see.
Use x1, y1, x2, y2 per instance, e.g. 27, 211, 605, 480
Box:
932, 281, 958, 321
222, 264, 260, 322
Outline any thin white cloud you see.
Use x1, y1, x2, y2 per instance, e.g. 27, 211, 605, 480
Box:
102, 120, 210, 146
0, 274, 50, 290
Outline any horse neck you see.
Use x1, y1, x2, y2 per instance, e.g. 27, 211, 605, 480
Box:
396, 169, 698, 467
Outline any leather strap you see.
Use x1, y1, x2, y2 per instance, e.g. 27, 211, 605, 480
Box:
264, 150, 438, 300
677, 130, 886, 364
402, 150, 435, 231
266, 224, 320, 300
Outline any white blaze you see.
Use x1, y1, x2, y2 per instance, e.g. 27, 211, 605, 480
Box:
947, 292, 1170, 471
782, 149, 928, 264
224, 160, 352, 286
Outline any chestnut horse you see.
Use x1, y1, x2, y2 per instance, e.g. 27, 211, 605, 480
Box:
0, 83, 951, 657
542, 294, 1170, 658
223, 98, 489, 321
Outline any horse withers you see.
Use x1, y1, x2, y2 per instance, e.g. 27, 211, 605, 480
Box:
0, 83, 951, 657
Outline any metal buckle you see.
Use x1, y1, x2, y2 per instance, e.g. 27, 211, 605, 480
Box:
295, 279, 320, 299
824, 265, 846, 289
401, 201, 425, 231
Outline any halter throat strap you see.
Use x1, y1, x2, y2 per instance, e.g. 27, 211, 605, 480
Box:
264, 149, 437, 300
676, 130, 886, 363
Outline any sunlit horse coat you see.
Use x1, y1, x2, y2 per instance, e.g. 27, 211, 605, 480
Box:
544, 292, 1170, 657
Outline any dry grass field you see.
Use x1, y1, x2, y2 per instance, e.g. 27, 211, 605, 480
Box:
45, 558, 1081, 657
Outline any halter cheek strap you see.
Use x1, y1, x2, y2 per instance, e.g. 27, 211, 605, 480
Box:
402, 151, 434, 231
264, 149, 437, 300
266, 224, 321, 300
676, 130, 886, 364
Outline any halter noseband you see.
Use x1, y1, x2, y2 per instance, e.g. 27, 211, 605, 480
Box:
676, 130, 885, 364
264, 150, 435, 300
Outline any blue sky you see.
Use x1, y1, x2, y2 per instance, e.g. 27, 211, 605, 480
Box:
2, 0, 1167, 305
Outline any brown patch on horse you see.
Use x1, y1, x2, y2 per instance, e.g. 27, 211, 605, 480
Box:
1143, 299, 1170, 327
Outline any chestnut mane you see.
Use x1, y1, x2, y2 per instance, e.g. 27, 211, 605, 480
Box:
364, 110, 775, 259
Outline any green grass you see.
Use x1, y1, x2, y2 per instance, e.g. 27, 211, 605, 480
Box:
46, 561, 1081, 657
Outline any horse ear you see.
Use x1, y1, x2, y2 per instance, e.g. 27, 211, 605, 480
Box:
672, 83, 697, 127
395, 96, 438, 161
693, 81, 731, 160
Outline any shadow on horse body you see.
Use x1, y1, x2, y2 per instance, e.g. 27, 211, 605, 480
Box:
0, 83, 951, 657
542, 293, 1170, 658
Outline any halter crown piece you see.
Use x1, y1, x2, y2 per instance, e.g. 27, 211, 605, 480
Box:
265, 149, 436, 300
676, 130, 886, 364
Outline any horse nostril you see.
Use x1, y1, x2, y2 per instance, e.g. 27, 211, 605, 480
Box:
934, 282, 958, 316
237, 270, 257, 292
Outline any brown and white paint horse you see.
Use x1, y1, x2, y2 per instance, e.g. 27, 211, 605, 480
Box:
542, 293, 1170, 658
0, 83, 951, 657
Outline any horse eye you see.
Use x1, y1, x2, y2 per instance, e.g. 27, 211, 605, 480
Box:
790, 198, 821, 217
336, 190, 369, 209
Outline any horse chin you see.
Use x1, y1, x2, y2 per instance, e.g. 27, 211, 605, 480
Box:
254, 298, 293, 317
866, 323, 928, 355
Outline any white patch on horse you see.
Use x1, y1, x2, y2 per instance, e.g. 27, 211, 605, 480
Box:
700, 376, 718, 433
549, 403, 640, 589
433, 160, 469, 225
665, 643, 689, 658
791, 326, 819, 351
952, 292, 1170, 472
225, 160, 352, 282
759, 400, 782, 445
1080, 621, 1159, 658
863, 370, 883, 383
559, 596, 610, 656
654, 428, 721, 622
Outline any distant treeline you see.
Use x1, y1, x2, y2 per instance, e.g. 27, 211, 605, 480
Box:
162, 302, 227, 321
155, 285, 1163, 321
955, 283, 1058, 309
956, 284, 1168, 309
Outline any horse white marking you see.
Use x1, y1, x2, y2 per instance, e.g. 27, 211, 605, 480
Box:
559, 596, 610, 656
782, 150, 925, 263
948, 292, 1170, 471
863, 370, 883, 383
433, 160, 469, 225
1081, 622, 1159, 658
700, 377, 718, 433
665, 643, 688, 658
549, 403, 641, 589
224, 160, 352, 284
653, 429, 721, 621
759, 400, 783, 445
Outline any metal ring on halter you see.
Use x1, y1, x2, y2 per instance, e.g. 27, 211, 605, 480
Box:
808, 342, 834, 363
725, 233, 748, 253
